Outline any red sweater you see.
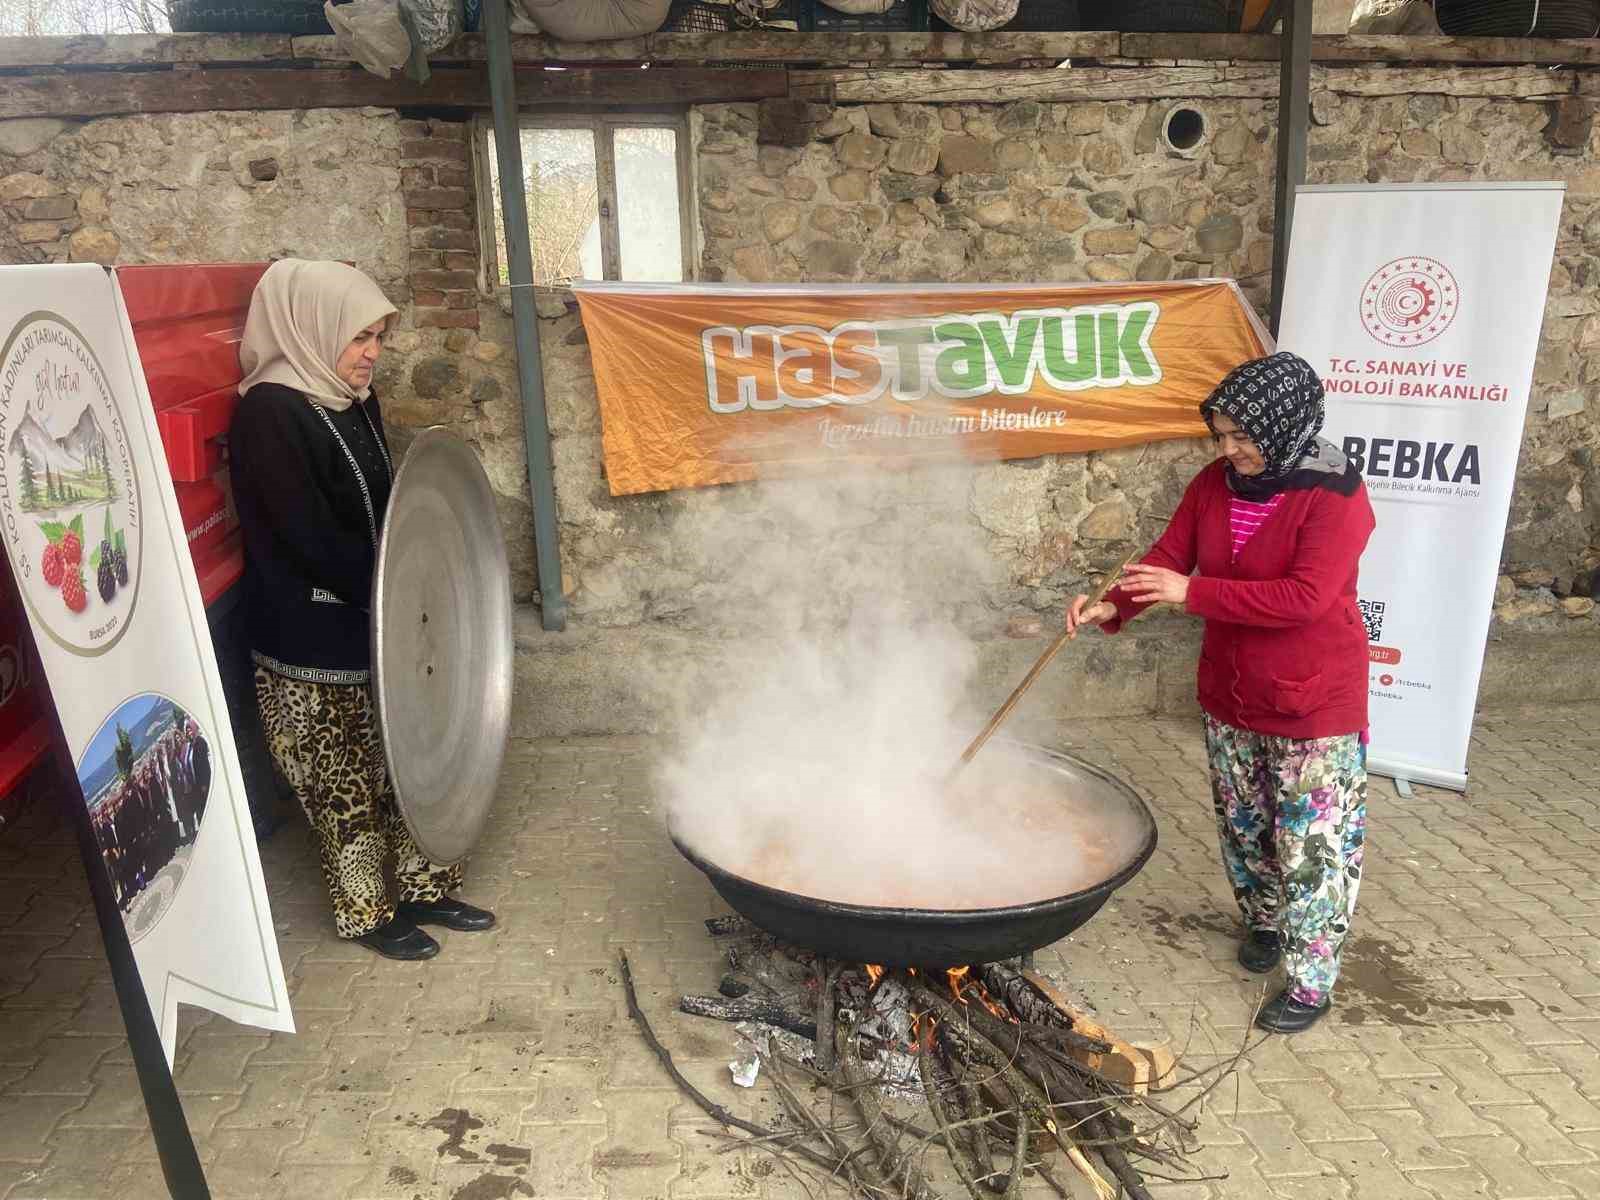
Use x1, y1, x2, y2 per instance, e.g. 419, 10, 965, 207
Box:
1103, 459, 1376, 739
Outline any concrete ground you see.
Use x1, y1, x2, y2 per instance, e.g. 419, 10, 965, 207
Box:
2, 705, 1599, 1200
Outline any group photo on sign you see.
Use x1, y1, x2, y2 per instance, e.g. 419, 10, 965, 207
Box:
77, 693, 213, 938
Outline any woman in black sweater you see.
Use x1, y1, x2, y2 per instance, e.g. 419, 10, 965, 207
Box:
230, 259, 494, 960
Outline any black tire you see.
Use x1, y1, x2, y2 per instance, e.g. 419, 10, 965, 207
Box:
169, 0, 353, 35
1436, 0, 1599, 36
1077, 0, 1112, 26
1005, 0, 1080, 31
1105, 0, 1229, 31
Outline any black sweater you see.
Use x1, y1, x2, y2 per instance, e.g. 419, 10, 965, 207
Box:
228, 382, 395, 683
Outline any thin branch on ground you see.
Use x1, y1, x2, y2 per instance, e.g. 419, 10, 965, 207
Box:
619, 951, 851, 1178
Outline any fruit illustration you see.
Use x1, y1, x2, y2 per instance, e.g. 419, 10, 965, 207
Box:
41, 542, 64, 588
86, 509, 129, 608
62, 572, 87, 614
38, 514, 85, 597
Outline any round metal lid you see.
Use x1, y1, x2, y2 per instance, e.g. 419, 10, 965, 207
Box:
372, 428, 513, 866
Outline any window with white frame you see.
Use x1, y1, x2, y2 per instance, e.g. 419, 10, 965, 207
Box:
476, 113, 692, 288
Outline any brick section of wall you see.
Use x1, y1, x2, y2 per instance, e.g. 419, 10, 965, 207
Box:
398, 117, 481, 331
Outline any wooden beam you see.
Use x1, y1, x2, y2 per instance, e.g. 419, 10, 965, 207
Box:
5, 29, 1600, 72
292, 30, 1122, 66
0, 32, 293, 67
290, 31, 645, 63
1123, 31, 1600, 66
794, 62, 1578, 104
794, 65, 1280, 103
1320, 63, 1576, 98
0, 64, 788, 120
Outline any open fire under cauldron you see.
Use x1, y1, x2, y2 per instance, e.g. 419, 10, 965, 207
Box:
671, 743, 1157, 969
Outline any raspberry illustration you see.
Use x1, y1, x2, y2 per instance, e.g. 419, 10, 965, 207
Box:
97, 558, 116, 604
41, 542, 64, 588
62, 572, 87, 614
114, 547, 128, 587
60, 530, 82, 565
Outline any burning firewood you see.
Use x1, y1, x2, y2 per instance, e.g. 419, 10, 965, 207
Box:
625, 929, 1251, 1200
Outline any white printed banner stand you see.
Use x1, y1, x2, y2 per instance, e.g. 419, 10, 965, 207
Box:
0, 265, 297, 1195
1277, 182, 1564, 793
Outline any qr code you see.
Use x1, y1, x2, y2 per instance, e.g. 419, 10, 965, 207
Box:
1357, 599, 1385, 643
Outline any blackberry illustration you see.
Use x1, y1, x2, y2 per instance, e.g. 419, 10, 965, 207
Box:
114, 547, 128, 587
97, 557, 116, 603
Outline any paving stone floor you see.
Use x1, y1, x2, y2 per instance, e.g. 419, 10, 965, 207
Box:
2, 705, 1599, 1199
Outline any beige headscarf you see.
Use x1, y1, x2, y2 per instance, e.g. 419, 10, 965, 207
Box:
237, 259, 398, 411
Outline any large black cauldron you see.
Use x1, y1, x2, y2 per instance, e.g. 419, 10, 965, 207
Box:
672, 743, 1157, 968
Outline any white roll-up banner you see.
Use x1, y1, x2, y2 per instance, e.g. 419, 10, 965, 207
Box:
0, 265, 293, 1061
1277, 183, 1565, 791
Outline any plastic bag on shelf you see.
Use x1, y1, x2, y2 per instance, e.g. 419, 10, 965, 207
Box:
1348, 0, 1442, 34
930, 0, 1018, 31
403, 0, 465, 50
511, 0, 672, 39
325, 0, 412, 76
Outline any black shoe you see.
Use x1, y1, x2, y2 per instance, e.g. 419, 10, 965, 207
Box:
1255, 988, 1330, 1034
1238, 929, 1281, 974
355, 914, 440, 961
397, 896, 497, 932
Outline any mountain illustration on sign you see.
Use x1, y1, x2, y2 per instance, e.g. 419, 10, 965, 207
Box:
9, 404, 117, 516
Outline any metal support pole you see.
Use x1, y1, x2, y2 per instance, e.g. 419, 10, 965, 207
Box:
1269, 0, 1313, 338
483, 0, 567, 631
48, 734, 210, 1199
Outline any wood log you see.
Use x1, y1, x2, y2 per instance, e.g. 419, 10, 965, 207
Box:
704, 915, 756, 938
724, 939, 812, 999
1121, 32, 1600, 66
981, 964, 1175, 1094
7, 30, 1593, 70
837, 1023, 941, 1200
0, 32, 293, 68
679, 993, 818, 1041
292, 30, 1123, 66
1319, 64, 1576, 99
1018, 968, 1177, 1094
794, 65, 1276, 104
0, 64, 788, 120
791, 62, 1576, 106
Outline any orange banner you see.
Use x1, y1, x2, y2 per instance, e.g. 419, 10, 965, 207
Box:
574, 280, 1271, 497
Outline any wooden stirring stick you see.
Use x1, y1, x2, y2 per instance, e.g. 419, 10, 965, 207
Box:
949, 548, 1142, 779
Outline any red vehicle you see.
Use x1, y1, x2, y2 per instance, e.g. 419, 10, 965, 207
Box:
0, 263, 286, 835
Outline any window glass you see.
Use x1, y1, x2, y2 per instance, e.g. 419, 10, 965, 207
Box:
614, 126, 685, 282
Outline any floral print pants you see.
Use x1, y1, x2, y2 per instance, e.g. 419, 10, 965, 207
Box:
1203, 715, 1367, 1006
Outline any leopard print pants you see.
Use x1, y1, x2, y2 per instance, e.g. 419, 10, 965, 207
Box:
254, 667, 464, 939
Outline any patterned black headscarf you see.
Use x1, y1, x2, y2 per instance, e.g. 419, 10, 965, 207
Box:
1200, 352, 1360, 500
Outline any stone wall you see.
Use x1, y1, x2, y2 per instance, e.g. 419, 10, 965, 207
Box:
548, 90, 1600, 638
3, 73, 1599, 732
0, 108, 542, 597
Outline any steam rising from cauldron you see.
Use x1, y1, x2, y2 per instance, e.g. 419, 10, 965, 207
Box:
657, 467, 1149, 911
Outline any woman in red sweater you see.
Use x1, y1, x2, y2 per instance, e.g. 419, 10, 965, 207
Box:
1068, 352, 1375, 1034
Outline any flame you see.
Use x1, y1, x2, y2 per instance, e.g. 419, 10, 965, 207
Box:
865, 964, 884, 986
945, 965, 1015, 1022
946, 965, 970, 1002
